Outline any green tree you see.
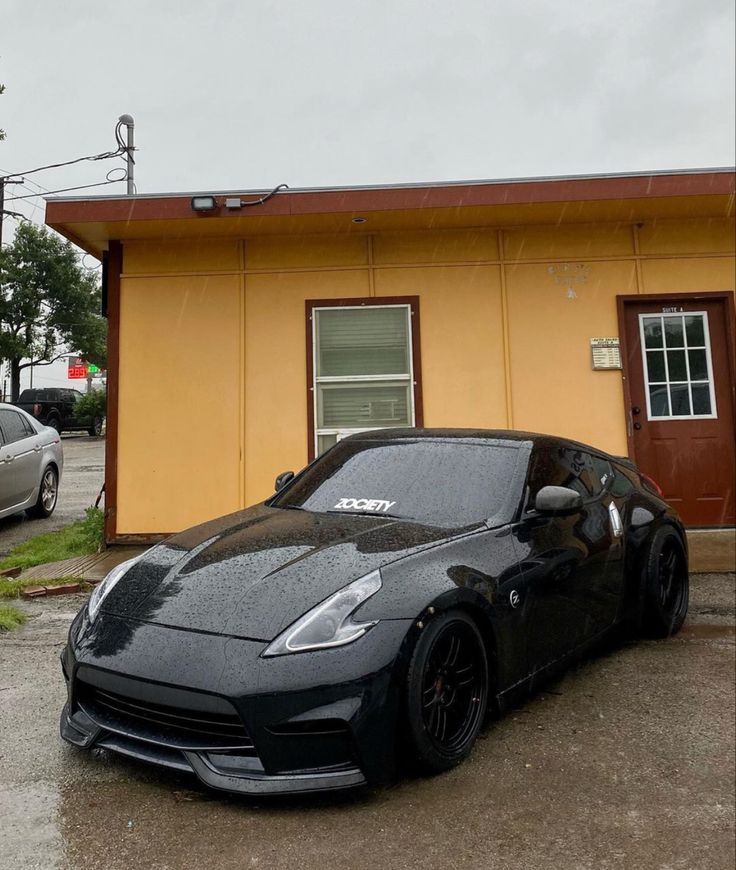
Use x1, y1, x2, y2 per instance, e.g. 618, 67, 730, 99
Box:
0, 223, 106, 400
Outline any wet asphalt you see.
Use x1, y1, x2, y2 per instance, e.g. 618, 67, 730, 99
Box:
0, 573, 733, 870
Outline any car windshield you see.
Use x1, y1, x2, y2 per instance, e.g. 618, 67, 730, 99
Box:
271, 438, 521, 527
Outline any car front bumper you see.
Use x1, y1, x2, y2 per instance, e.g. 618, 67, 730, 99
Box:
60, 611, 414, 796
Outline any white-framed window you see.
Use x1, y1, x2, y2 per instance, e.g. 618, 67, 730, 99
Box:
311, 303, 417, 456
639, 311, 718, 420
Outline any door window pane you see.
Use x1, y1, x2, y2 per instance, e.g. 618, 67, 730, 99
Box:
685, 315, 705, 346
669, 384, 691, 416
639, 312, 716, 419
667, 350, 687, 381
642, 318, 663, 348
691, 384, 712, 415
649, 385, 670, 417
664, 318, 684, 347
688, 349, 708, 381
646, 351, 666, 382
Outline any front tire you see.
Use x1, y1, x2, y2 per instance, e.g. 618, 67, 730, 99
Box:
641, 527, 689, 638
26, 466, 59, 518
404, 610, 488, 774
88, 418, 102, 437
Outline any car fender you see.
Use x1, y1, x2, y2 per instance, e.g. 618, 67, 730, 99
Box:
359, 526, 527, 693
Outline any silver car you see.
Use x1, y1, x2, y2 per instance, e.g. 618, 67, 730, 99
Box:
0, 403, 64, 520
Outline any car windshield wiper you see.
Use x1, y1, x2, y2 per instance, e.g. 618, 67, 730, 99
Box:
324, 509, 404, 520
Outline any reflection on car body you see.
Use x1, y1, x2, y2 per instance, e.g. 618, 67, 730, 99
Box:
60, 429, 689, 796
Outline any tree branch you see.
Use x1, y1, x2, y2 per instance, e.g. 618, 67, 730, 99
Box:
18, 351, 68, 370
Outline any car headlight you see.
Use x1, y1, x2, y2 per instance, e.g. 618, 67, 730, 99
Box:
262, 569, 382, 656
87, 555, 143, 623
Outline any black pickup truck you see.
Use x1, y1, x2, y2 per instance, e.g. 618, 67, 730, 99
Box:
15, 388, 102, 436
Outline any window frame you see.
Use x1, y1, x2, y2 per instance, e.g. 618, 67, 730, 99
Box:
306, 296, 423, 461
638, 310, 718, 421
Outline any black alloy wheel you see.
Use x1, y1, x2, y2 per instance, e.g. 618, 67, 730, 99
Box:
88, 418, 103, 437
642, 527, 689, 638
405, 610, 489, 773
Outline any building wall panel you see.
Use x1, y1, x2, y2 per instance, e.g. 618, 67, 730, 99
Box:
506, 260, 637, 455
245, 235, 368, 270
637, 219, 736, 255
375, 266, 507, 431
244, 270, 370, 503
372, 229, 499, 264
124, 240, 241, 274
503, 224, 634, 261
640, 257, 736, 294
117, 274, 241, 533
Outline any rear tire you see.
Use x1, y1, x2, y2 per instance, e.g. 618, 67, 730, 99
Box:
47, 416, 61, 434
641, 527, 689, 638
26, 466, 59, 519
88, 418, 102, 437
404, 610, 489, 774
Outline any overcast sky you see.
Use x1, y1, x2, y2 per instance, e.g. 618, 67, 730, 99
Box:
1, 0, 735, 230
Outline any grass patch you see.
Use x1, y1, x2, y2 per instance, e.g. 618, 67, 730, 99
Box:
0, 576, 89, 599
0, 507, 104, 573
0, 604, 28, 631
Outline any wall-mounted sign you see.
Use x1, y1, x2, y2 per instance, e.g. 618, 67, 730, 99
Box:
590, 337, 621, 370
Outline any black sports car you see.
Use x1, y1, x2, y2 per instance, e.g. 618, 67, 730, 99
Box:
60, 429, 689, 795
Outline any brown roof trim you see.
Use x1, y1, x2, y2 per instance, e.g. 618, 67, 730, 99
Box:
46, 169, 736, 229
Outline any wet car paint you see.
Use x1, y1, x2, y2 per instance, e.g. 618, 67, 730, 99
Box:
60, 429, 687, 795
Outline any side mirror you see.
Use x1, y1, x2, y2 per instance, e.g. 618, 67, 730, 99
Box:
534, 485, 583, 514
274, 470, 295, 492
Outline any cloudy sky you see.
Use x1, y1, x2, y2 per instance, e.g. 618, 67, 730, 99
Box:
1, 0, 734, 228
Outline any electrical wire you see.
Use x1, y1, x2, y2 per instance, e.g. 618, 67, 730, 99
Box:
1, 145, 125, 180
238, 183, 289, 207
5, 178, 124, 202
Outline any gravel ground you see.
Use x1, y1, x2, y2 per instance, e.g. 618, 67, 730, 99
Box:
0, 436, 104, 558
0, 572, 733, 870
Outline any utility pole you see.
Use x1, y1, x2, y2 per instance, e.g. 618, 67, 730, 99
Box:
0, 175, 25, 249
118, 114, 135, 195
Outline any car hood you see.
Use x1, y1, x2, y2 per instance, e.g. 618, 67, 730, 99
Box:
101, 505, 467, 640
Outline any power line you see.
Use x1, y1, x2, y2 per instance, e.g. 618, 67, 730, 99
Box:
0, 144, 125, 180
5, 178, 124, 202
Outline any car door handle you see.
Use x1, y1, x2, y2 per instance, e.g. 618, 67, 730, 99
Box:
608, 501, 623, 538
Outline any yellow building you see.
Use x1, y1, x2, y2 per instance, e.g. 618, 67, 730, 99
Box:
46, 169, 736, 544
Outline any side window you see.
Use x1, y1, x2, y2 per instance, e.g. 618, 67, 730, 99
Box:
20, 416, 36, 437
610, 462, 640, 497
591, 455, 613, 491
0, 410, 32, 444
526, 444, 600, 506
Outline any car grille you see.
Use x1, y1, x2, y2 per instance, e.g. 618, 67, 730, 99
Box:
76, 679, 255, 752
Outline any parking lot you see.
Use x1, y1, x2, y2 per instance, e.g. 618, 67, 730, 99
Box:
1, 572, 733, 870
0, 436, 105, 558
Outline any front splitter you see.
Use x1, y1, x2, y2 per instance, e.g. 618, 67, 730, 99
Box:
60, 703, 367, 796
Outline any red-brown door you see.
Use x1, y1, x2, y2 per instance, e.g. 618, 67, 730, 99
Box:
620, 294, 735, 527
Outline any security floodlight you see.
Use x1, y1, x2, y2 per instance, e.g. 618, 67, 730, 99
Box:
191, 196, 218, 212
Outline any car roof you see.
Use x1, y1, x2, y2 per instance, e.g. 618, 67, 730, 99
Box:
343, 427, 622, 461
